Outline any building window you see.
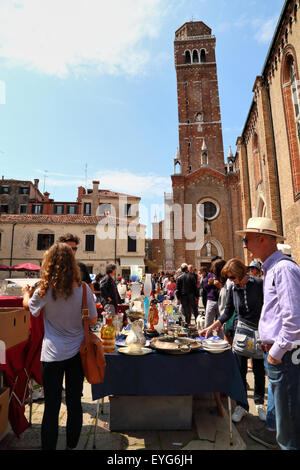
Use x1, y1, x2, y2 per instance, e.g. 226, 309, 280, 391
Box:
128, 235, 137, 252
0, 205, 8, 213
85, 234, 95, 252
98, 203, 111, 215
0, 186, 10, 194
197, 199, 220, 221
290, 61, 300, 140
19, 187, 30, 195
185, 50, 191, 64
20, 204, 27, 214
37, 234, 54, 250
125, 204, 132, 216
67, 205, 77, 214
192, 50, 199, 63
200, 49, 206, 63
282, 49, 300, 199
54, 205, 64, 214
83, 202, 91, 215
252, 132, 262, 187
32, 204, 43, 214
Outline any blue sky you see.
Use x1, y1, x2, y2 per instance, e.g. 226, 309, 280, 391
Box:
0, 0, 285, 235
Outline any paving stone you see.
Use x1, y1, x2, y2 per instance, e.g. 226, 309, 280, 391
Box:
0, 365, 269, 451
182, 440, 214, 450
158, 429, 198, 450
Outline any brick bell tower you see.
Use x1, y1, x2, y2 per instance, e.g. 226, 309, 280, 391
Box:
169, 21, 243, 269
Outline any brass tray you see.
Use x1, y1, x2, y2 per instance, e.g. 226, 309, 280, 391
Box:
150, 336, 202, 355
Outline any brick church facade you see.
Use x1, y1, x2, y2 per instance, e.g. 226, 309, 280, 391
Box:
155, 21, 243, 270
235, 0, 300, 264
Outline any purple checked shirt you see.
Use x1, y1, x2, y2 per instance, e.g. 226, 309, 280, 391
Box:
259, 250, 300, 361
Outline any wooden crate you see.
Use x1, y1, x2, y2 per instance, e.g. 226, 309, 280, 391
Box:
0, 307, 30, 349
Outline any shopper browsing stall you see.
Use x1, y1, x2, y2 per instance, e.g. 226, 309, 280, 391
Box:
200, 258, 266, 424
22, 242, 97, 450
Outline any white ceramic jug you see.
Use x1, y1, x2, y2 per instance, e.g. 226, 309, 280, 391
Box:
126, 319, 146, 346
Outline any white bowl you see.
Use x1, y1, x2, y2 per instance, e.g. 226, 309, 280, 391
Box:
203, 338, 229, 349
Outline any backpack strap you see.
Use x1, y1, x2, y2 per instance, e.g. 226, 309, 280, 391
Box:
272, 257, 298, 287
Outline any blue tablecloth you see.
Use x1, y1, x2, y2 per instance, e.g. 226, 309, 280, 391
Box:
91, 348, 247, 407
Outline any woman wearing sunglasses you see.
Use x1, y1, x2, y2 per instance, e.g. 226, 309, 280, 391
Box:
200, 258, 265, 424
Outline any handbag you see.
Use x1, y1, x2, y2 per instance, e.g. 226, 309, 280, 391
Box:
232, 289, 263, 359
79, 283, 106, 384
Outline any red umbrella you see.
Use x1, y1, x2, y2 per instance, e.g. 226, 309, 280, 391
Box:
11, 263, 41, 271
0, 264, 10, 270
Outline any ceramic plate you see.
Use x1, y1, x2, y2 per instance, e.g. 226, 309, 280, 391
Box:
202, 344, 231, 354
118, 347, 153, 356
202, 339, 229, 349
116, 340, 150, 347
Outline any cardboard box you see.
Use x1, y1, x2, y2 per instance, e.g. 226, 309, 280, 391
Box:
109, 395, 193, 431
0, 387, 9, 438
0, 307, 30, 349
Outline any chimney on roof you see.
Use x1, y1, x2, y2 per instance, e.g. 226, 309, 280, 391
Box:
77, 186, 86, 201
34, 178, 39, 188
92, 180, 100, 215
44, 191, 50, 201
93, 180, 99, 193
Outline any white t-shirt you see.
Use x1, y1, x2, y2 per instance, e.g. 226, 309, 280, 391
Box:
28, 284, 97, 362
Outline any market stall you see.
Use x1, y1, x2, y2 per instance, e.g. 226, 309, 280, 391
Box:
90, 279, 247, 447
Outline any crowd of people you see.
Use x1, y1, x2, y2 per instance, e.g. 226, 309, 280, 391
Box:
21, 216, 300, 451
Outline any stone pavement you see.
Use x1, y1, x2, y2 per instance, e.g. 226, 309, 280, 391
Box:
0, 364, 276, 451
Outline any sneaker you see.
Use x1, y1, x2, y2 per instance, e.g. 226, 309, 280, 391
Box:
256, 404, 267, 422
247, 427, 279, 449
232, 405, 247, 423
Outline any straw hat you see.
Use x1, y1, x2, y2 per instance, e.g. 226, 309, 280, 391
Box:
236, 217, 285, 240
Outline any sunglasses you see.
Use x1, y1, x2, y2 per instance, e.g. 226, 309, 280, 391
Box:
71, 247, 78, 252
228, 275, 238, 280
242, 238, 248, 245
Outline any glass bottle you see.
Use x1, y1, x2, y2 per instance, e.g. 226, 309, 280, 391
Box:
101, 317, 116, 353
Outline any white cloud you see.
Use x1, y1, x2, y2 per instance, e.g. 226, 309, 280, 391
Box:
36, 168, 172, 199
255, 17, 278, 44
0, 0, 168, 78
215, 14, 278, 46
94, 169, 171, 199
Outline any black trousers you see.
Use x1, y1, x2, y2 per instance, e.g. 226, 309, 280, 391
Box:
41, 353, 84, 450
235, 353, 265, 408
181, 294, 199, 325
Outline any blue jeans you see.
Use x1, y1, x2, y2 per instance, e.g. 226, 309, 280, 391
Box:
267, 349, 300, 450
264, 353, 276, 431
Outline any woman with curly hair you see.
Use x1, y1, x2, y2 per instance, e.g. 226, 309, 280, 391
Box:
22, 242, 97, 450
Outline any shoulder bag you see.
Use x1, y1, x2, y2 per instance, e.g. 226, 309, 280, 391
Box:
232, 288, 263, 359
79, 283, 106, 384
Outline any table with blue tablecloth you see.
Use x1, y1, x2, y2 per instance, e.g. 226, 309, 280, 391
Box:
92, 348, 247, 405
91, 347, 247, 438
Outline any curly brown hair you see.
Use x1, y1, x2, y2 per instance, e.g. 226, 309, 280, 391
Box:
39, 242, 82, 300
57, 233, 80, 245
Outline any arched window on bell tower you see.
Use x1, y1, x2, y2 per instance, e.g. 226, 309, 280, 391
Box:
192, 50, 199, 63
185, 50, 191, 64
200, 49, 206, 63
201, 139, 208, 166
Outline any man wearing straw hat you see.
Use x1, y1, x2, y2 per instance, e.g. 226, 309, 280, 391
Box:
236, 217, 300, 450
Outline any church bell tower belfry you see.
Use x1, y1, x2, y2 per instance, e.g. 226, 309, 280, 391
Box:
168, 21, 243, 268
174, 22, 225, 176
